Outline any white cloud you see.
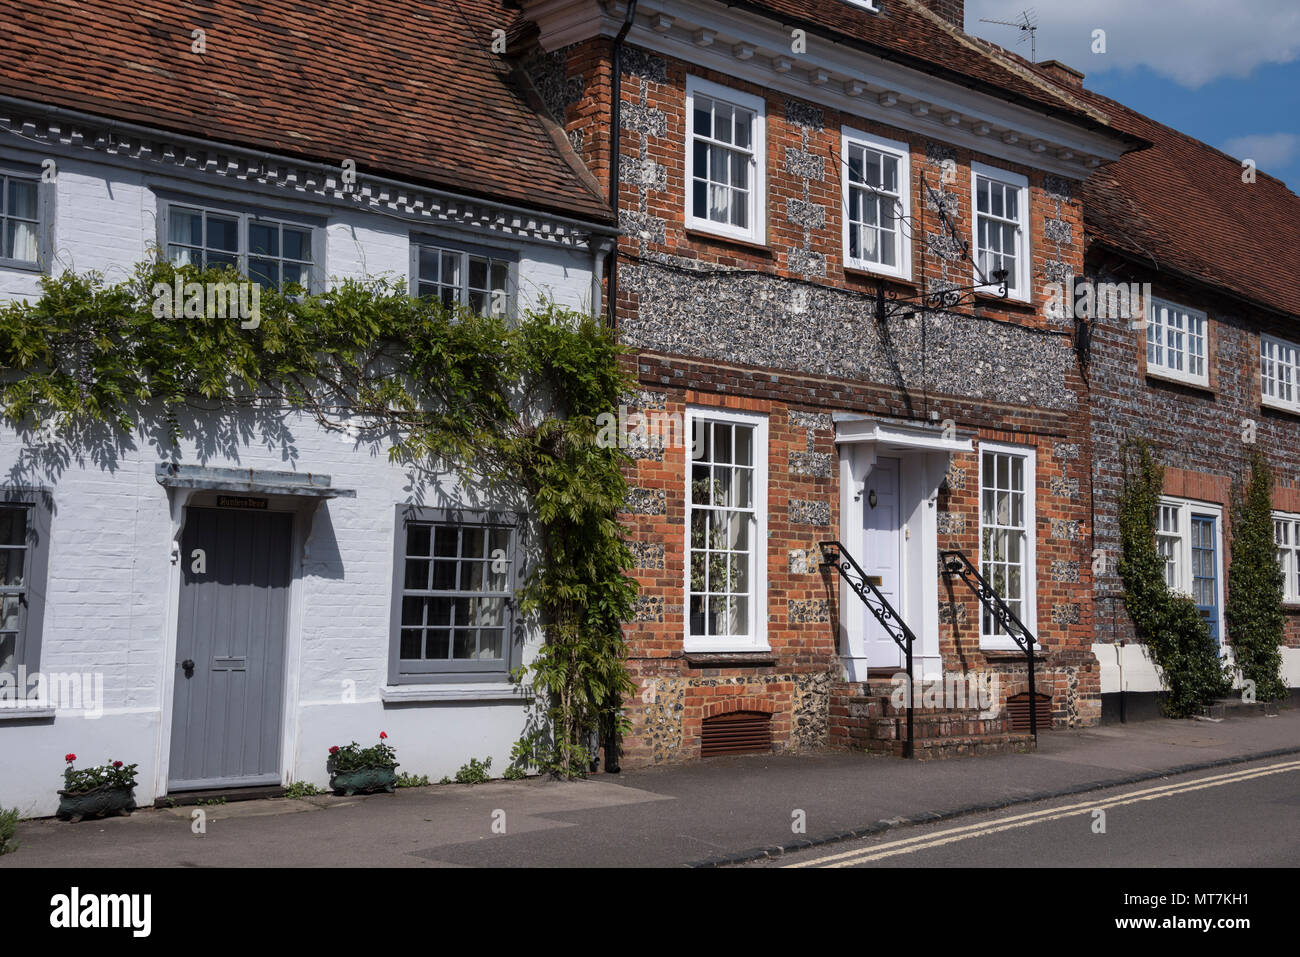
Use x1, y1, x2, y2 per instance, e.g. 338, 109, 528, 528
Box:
965, 0, 1300, 87
1221, 132, 1300, 173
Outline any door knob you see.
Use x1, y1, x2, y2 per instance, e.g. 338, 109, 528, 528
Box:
181, 659, 195, 678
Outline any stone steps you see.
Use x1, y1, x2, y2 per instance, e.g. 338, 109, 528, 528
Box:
857, 732, 1037, 760
829, 679, 1037, 759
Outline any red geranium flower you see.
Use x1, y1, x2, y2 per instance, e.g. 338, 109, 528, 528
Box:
329, 746, 340, 754
64, 753, 76, 763
113, 761, 123, 768
379, 732, 388, 740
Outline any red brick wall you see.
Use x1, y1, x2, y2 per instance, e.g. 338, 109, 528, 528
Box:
541, 39, 1102, 762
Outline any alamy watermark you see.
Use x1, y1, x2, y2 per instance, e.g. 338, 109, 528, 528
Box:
889, 671, 1000, 717
1044, 280, 1152, 325
0, 666, 104, 718
150, 277, 261, 329
595, 405, 700, 455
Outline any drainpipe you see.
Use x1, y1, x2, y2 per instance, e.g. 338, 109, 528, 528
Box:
597, 1, 638, 773
605, 0, 638, 330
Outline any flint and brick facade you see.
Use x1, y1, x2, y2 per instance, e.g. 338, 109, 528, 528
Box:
520, 0, 1135, 763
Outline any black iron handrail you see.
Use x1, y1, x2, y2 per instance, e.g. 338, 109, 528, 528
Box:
939, 549, 1039, 739
819, 540, 917, 759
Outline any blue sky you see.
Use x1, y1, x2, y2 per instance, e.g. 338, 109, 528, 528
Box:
965, 1, 1300, 190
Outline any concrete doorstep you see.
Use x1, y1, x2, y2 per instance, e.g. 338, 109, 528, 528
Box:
2, 709, 1298, 868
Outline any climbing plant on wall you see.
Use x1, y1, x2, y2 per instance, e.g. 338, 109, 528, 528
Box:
0, 261, 637, 777
1226, 450, 1288, 702
1116, 437, 1230, 716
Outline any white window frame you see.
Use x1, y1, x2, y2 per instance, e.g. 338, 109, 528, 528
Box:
841, 127, 911, 281
408, 235, 517, 319
1157, 497, 1225, 645
978, 441, 1036, 650
1145, 296, 1209, 387
1260, 333, 1300, 414
971, 162, 1030, 304
683, 406, 769, 653
157, 196, 325, 293
1272, 511, 1300, 604
684, 76, 766, 245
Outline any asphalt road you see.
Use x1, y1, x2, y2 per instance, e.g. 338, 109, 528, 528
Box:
752, 755, 1300, 867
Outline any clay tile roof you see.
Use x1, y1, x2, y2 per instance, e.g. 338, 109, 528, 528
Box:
1035, 75, 1300, 319
0, 0, 613, 224
730, 0, 1114, 129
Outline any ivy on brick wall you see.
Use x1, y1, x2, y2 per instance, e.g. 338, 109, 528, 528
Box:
1226, 450, 1288, 702
1117, 437, 1230, 716
0, 261, 637, 777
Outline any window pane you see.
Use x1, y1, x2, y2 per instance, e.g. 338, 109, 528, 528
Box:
282, 227, 309, 261
401, 596, 425, 627
425, 629, 450, 659
249, 258, 279, 289
170, 209, 204, 247
694, 99, 712, 139
399, 629, 422, 660
433, 526, 458, 556
733, 111, 752, 149
715, 104, 732, 144
207, 214, 239, 252
7, 179, 37, 219
283, 263, 308, 289
478, 629, 503, 659
403, 559, 429, 590
431, 561, 457, 589
249, 223, 278, 257
0, 550, 20, 588
0, 508, 28, 547
468, 256, 488, 292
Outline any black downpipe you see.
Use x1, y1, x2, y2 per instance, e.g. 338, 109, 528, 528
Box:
606, 0, 638, 329
600, 1, 637, 774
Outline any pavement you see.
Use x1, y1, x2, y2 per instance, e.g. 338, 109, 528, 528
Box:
3, 710, 1298, 868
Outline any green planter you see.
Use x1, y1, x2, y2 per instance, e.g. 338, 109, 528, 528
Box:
57, 784, 136, 822
329, 765, 398, 796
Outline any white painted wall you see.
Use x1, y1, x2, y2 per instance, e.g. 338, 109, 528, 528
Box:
0, 150, 596, 816
1095, 643, 1300, 694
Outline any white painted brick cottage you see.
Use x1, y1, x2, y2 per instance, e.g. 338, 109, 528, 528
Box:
0, 1, 616, 814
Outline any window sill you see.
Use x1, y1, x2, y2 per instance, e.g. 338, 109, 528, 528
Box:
1145, 369, 1214, 395
683, 643, 773, 657
844, 264, 914, 286
683, 651, 778, 668
973, 288, 1032, 308
682, 227, 772, 256
380, 683, 527, 703
1261, 398, 1300, 419
0, 705, 56, 721
978, 646, 1044, 662
0, 258, 44, 274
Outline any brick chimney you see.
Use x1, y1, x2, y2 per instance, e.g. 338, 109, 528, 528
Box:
917, 0, 964, 28
1037, 59, 1086, 89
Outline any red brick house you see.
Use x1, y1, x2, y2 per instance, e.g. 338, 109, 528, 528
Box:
515, 0, 1142, 762
1045, 74, 1300, 715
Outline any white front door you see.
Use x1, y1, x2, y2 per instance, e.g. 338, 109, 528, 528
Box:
862, 457, 903, 669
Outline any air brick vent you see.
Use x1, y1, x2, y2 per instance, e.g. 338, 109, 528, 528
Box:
700, 711, 773, 757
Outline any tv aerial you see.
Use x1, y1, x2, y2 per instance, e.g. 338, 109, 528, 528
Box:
980, 9, 1038, 63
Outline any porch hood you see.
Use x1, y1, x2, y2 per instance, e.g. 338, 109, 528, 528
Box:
155, 463, 357, 499
831, 413, 973, 454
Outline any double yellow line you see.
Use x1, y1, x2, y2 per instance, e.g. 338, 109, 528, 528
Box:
785, 759, 1300, 868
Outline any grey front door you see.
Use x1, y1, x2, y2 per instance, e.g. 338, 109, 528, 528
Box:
169, 506, 292, 790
